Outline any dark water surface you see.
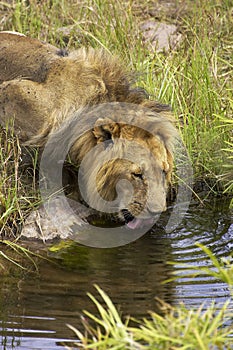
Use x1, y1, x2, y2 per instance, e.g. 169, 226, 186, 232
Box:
0, 198, 232, 349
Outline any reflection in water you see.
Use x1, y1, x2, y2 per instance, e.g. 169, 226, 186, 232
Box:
0, 198, 232, 349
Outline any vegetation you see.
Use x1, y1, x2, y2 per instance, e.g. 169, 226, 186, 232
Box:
67, 245, 233, 349
0, 0, 232, 234
0, 0, 232, 236
0, 125, 40, 236
0, 239, 44, 272
0, 2, 232, 347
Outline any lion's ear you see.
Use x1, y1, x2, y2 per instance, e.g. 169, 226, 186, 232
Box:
93, 117, 120, 143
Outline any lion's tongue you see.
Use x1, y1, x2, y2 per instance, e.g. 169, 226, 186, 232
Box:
126, 218, 154, 230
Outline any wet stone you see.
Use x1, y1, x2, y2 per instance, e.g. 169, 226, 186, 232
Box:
21, 196, 93, 242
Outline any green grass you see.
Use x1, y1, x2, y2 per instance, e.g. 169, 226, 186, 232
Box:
67, 245, 233, 349
0, 0, 232, 231
0, 125, 40, 237
0, 240, 41, 272
0, 125, 24, 235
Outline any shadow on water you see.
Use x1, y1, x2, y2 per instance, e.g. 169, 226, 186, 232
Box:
0, 198, 232, 349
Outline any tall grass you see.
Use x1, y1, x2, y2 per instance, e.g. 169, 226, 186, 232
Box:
0, 125, 40, 237
0, 125, 24, 235
140, 2, 232, 188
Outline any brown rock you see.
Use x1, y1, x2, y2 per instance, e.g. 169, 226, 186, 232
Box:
140, 20, 182, 52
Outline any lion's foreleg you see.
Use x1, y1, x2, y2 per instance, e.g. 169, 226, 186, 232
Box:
0, 79, 52, 141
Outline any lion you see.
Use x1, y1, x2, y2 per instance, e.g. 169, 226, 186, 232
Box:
0, 32, 178, 239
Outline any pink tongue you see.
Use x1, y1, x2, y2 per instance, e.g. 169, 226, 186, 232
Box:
126, 218, 143, 229
126, 218, 154, 230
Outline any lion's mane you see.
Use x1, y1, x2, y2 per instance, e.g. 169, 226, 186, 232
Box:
0, 33, 178, 231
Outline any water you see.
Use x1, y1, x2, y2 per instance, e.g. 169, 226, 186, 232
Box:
0, 198, 232, 349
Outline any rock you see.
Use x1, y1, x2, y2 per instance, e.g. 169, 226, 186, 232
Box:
21, 196, 93, 242
56, 25, 77, 38
140, 20, 182, 52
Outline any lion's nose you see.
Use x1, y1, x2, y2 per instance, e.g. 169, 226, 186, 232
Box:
148, 204, 167, 216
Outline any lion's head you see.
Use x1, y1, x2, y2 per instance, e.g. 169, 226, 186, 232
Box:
45, 103, 177, 230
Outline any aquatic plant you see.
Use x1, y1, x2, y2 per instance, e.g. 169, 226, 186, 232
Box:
166, 243, 233, 289
67, 245, 233, 349
0, 240, 46, 273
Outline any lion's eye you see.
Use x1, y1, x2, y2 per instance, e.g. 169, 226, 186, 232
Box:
104, 131, 112, 141
132, 172, 143, 180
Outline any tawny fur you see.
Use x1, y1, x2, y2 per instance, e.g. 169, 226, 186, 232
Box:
0, 32, 173, 142
0, 33, 178, 221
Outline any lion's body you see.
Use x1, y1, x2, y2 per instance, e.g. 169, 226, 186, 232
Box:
0, 32, 178, 233
0, 32, 172, 141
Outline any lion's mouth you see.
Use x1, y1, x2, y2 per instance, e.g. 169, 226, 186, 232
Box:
121, 209, 155, 230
